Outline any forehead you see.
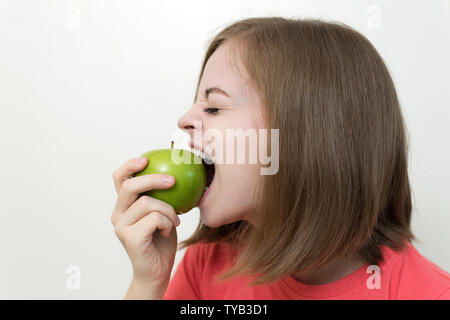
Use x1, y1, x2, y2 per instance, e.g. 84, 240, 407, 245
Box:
200, 40, 249, 98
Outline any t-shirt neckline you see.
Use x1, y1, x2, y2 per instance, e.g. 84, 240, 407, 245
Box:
280, 245, 396, 299
281, 263, 369, 298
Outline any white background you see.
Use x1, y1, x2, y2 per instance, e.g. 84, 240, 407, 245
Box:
0, 0, 449, 299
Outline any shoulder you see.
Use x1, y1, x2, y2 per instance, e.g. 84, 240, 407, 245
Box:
386, 242, 450, 299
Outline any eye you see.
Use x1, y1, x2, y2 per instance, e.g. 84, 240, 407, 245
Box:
203, 107, 220, 115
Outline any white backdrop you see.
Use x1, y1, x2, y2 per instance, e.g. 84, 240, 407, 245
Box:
0, 0, 449, 299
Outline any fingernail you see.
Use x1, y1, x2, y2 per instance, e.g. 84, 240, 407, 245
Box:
137, 157, 147, 164
162, 175, 174, 183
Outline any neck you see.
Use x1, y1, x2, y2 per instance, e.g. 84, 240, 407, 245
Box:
290, 253, 364, 285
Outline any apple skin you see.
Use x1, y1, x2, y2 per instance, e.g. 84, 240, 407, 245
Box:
133, 149, 206, 214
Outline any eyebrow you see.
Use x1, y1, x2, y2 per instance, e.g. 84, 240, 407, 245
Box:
205, 87, 230, 99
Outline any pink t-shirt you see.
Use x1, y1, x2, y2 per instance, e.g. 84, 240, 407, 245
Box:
163, 240, 450, 300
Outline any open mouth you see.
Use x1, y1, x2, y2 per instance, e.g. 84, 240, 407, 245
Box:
190, 145, 216, 190
202, 158, 215, 189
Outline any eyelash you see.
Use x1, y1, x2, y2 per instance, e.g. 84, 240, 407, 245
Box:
203, 106, 220, 115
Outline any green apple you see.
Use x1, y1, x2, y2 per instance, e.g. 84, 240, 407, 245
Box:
133, 148, 206, 214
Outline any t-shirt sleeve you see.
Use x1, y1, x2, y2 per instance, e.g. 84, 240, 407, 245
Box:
163, 244, 205, 300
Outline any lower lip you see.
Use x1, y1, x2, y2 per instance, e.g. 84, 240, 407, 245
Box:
198, 177, 214, 206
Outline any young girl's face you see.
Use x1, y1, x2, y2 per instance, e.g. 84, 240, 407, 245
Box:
178, 40, 265, 227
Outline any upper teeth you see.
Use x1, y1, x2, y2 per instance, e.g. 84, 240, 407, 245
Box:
191, 148, 214, 165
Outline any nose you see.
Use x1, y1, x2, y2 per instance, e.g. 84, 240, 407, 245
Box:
177, 106, 202, 137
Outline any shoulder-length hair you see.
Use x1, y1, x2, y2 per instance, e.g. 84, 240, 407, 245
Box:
179, 17, 414, 285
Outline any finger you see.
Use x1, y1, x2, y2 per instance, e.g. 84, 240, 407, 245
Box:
130, 211, 174, 240
114, 174, 175, 214
114, 195, 179, 229
112, 158, 148, 194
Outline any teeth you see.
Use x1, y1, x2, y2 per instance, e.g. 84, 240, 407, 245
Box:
169, 129, 214, 165
190, 147, 214, 165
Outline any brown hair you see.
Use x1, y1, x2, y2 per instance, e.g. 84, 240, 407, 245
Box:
179, 17, 414, 285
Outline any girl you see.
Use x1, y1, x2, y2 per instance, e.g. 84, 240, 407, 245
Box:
111, 17, 450, 299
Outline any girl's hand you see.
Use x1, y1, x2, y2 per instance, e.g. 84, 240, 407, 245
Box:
111, 158, 180, 298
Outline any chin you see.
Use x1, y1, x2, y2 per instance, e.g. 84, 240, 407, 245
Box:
199, 209, 224, 228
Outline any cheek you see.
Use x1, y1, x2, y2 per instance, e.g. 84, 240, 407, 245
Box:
220, 164, 260, 207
